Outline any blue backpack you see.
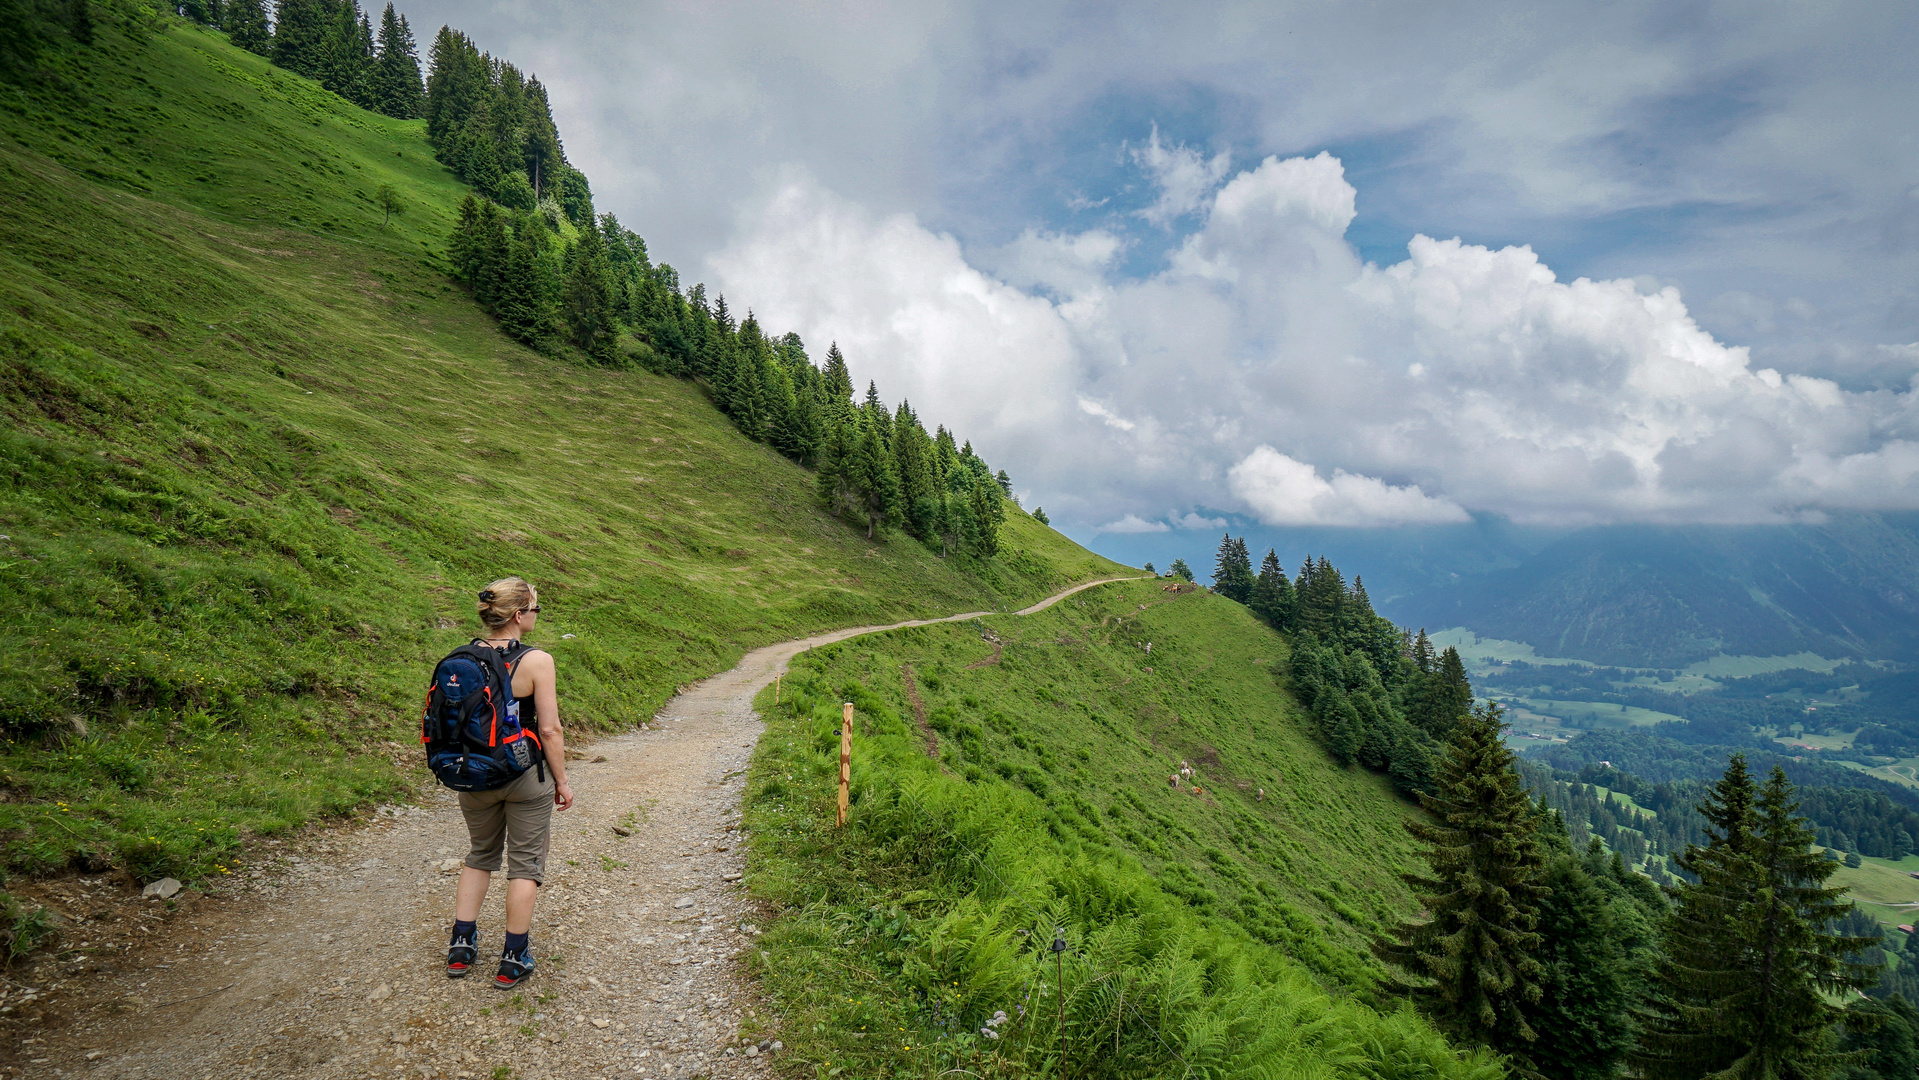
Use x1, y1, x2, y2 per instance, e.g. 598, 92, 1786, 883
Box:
420, 640, 544, 791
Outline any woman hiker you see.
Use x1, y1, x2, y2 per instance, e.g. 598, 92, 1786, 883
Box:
445, 577, 574, 987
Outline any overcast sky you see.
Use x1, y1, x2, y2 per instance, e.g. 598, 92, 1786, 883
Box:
407, 0, 1919, 534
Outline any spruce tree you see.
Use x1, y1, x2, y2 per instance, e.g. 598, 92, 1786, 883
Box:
822, 342, 854, 410
1374, 701, 1548, 1062
815, 418, 859, 520
852, 423, 903, 539
521, 77, 563, 199
1211, 533, 1255, 602
370, 4, 423, 119
271, 0, 332, 79
1530, 854, 1637, 1080
1636, 757, 1878, 1079
561, 227, 617, 363
224, 0, 271, 54
1249, 548, 1297, 628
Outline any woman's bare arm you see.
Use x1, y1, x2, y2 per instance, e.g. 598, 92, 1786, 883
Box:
524, 651, 572, 810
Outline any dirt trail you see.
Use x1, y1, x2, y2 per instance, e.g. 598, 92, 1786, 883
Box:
13, 577, 1143, 1080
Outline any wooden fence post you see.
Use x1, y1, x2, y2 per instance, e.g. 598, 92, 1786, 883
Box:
774, 672, 782, 705
837, 702, 853, 828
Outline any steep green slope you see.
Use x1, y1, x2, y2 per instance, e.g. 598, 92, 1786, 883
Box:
0, 19, 1123, 880
743, 582, 1495, 1078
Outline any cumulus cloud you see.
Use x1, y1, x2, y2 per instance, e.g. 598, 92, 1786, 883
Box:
1228, 447, 1469, 526
712, 151, 1919, 531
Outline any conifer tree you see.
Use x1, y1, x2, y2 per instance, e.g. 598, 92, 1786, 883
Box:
271, 0, 332, 78
370, 4, 423, 118
1211, 533, 1255, 602
852, 423, 903, 539
224, 0, 271, 54
816, 418, 859, 520
1408, 647, 1473, 742
495, 229, 556, 349
562, 226, 617, 363
521, 77, 563, 199
1169, 558, 1194, 582
822, 342, 854, 410
1249, 547, 1296, 626
1375, 701, 1548, 1062
1530, 854, 1637, 1080
1636, 757, 1879, 1079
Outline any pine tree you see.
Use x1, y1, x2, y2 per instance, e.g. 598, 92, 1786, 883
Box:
821, 343, 854, 411
1211, 533, 1255, 602
1636, 757, 1879, 1079
370, 4, 423, 119
852, 423, 902, 539
271, 0, 332, 79
1168, 558, 1194, 582
1530, 854, 1637, 1080
1249, 548, 1296, 627
495, 229, 556, 349
562, 227, 617, 363
1408, 647, 1473, 742
224, 0, 271, 55
1375, 701, 1548, 1061
816, 418, 860, 520
521, 77, 563, 199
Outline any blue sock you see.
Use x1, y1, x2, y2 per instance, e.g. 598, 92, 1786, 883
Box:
452, 920, 477, 944
503, 930, 529, 956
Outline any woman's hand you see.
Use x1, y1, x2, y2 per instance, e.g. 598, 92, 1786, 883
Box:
554, 780, 575, 811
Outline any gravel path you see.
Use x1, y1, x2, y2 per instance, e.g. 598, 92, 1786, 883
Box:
7, 579, 1142, 1080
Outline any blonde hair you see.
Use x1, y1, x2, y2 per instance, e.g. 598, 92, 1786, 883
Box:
476, 576, 536, 630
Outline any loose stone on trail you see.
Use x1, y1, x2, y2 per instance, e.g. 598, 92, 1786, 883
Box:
141, 877, 182, 900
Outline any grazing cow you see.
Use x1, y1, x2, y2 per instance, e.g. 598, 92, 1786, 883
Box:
1168, 774, 1180, 788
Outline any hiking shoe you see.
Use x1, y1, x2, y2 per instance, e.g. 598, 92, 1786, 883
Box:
493, 945, 535, 990
447, 932, 478, 979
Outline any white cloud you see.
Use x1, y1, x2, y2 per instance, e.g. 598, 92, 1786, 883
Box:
1131, 125, 1232, 226
712, 151, 1919, 531
1096, 514, 1170, 534
1229, 447, 1470, 526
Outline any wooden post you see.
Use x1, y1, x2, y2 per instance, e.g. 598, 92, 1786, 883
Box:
774, 672, 782, 705
837, 703, 853, 828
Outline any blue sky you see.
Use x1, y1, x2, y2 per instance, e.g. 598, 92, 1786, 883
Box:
406, 0, 1919, 533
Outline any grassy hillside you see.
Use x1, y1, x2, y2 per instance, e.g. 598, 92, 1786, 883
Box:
0, 18, 1123, 882
742, 581, 1497, 1078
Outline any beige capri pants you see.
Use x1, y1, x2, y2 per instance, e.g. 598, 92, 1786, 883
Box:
459, 766, 555, 884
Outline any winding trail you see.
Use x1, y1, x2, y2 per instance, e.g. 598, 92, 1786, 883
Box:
22, 577, 1144, 1080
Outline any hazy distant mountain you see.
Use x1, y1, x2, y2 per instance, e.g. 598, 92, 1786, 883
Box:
1093, 513, 1919, 668
1391, 514, 1919, 667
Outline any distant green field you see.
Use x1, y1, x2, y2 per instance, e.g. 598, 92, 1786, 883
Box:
743, 581, 1495, 1078
0, 20, 1124, 881
1821, 850, 1919, 933
1525, 698, 1686, 728
1433, 627, 1846, 681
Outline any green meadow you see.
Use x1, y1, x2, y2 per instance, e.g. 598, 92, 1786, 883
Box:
0, 18, 1122, 882
740, 580, 1496, 1078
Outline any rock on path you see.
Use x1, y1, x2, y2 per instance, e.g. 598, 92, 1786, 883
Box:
11, 578, 1141, 1080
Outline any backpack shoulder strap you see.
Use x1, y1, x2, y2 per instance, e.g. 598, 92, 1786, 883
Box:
447, 642, 515, 690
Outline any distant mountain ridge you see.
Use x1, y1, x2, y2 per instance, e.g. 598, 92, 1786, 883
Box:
1395, 513, 1919, 667
1095, 513, 1919, 668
